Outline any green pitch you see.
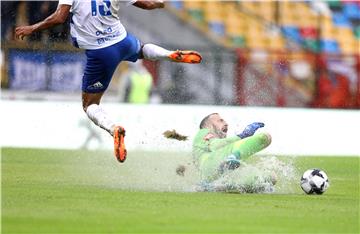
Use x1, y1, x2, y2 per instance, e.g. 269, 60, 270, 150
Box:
2, 148, 359, 233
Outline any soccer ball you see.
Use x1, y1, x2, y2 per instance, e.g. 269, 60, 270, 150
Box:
300, 169, 329, 194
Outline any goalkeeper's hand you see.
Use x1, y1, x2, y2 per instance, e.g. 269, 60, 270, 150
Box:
237, 122, 265, 139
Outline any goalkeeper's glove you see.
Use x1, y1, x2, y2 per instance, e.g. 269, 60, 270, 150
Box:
237, 122, 265, 139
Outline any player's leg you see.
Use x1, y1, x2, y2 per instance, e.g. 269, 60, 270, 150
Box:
81, 48, 118, 137
82, 92, 127, 163
198, 133, 271, 182
123, 33, 201, 64
231, 133, 272, 160
140, 43, 202, 64
82, 92, 115, 135
198, 146, 238, 182
82, 45, 127, 163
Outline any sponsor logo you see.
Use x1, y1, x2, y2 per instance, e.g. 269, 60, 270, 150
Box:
87, 81, 104, 90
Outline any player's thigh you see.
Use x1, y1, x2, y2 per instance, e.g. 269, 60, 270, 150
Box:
82, 47, 121, 95
122, 33, 142, 62
82, 35, 141, 94
102, 34, 142, 82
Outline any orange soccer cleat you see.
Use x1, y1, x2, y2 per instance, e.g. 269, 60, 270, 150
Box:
113, 126, 127, 163
168, 50, 202, 64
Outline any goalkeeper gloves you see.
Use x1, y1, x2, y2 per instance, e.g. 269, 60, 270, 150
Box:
237, 122, 265, 139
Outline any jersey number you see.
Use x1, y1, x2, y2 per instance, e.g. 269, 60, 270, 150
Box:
91, 0, 111, 16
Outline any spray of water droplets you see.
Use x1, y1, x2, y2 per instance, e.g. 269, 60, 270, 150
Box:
69, 150, 299, 194
194, 156, 299, 194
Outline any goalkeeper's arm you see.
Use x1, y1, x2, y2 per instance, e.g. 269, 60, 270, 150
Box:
208, 136, 241, 151
208, 122, 265, 151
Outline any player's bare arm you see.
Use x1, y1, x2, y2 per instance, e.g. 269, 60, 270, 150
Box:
133, 0, 164, 10
15, 4, 71, 40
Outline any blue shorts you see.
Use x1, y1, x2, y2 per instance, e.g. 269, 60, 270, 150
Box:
83, 33, 141, 93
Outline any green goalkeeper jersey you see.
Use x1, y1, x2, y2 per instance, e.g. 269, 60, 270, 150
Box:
192, 128, 241, 167
192, 128, 271, 182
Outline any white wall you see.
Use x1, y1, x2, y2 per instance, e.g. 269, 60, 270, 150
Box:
1, 100, 359, 156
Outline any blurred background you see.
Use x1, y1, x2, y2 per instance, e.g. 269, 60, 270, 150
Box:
1, 0, 359, 108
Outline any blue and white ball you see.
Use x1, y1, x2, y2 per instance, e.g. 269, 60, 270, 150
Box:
300, 169, 329, 194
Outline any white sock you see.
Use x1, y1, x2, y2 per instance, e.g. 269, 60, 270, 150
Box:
142, 43, 172, 61
86, 104, 116, 136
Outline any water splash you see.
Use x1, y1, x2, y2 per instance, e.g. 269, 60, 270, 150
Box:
195, 156, 298, 194
69, 151, 298, 194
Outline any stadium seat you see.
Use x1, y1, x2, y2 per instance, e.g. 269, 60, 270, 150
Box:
339, 41, 359, 54
183, 1, 204, 23
321, 26, 337, 39
333, 27, 355, 41
355, 26, 360, 39
203, 2, 224, 36
298, 13, 318, 27
168, 0, 358, 53
303, 39, 320, 52
332, 12, 352, 27
299, 27, 318, 39
321, 16, 334, 28
209, 22, 225, 37
231, 36, 246, 47
203, 2, 223, 22
268, 36, 286, 51
225, 16, 247, 37
188, 10, 204, 23
246, 37, 268, 50
282, 26, 302, 43
169, 1, 183, 10
240, 1, 257, 12
343, 3, 360, 20
257, 1, 276, 22
183, 1, 202, 10
320, 39, 340, 53
327, 0, 342, 10
279, 10, 298, 26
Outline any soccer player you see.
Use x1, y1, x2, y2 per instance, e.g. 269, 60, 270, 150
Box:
193, 113, 271, 182
15, 0, 202, 163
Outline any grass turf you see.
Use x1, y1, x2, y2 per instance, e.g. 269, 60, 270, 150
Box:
2, 147, 359, 233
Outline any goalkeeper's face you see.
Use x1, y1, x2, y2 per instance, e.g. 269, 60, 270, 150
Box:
209, 114, 228, 139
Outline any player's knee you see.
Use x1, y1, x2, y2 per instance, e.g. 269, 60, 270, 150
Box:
82, 92, 103, 112
82, 95, 101, 112
82, 102, 89, 112
260, 132, 272, 147
82, 101, 96, 113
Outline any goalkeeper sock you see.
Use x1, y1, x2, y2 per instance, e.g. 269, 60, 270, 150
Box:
142, 44, 171, 61
86, 104, 116, 136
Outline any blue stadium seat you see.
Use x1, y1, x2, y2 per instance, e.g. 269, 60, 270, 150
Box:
343, 3, 360, 20
320, 40, 340, 53
281, 26, 302, 43
208, 22, 225, 37
169, 1, 183, 10
332, 12, 351, 27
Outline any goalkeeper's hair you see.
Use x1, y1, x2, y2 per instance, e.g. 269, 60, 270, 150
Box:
199, 113, 218, 129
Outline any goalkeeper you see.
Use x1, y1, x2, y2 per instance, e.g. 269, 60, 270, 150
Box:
193, 113, 271, 182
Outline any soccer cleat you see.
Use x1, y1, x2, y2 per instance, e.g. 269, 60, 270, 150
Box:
168, 50, 202, 64
113, 126, 127, 163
